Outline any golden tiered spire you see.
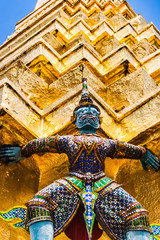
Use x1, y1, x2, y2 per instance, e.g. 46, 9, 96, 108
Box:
35, 0, 49, 9
35, 0, 124, 10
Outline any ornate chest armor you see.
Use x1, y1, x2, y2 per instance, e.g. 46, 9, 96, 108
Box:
71, 149, 104, 173
60, 134, 106, 174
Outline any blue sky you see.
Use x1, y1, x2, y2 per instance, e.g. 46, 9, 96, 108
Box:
0, 0, 160, 45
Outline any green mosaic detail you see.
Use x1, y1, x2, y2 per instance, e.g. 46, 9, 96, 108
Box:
151, 224, 160, 240
0, 207, 27, 229
65, 176, 83, 190
94, 177, 112, 191
65, 176, 113, 192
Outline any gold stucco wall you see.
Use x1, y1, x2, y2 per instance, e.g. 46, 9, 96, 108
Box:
0, 0, 160, 239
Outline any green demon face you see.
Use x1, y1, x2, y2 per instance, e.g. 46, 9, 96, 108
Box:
75, 105, 100, 133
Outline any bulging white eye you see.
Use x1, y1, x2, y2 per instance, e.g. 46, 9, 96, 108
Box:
76, 109, 83, 114
91, 109, 99, 116
92, 111, 97, 115
80, 110, 85, 114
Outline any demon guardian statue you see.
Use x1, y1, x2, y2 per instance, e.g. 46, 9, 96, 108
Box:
0, 78, 159, 240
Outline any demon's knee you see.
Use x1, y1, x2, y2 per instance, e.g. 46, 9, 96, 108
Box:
126, 230, 151, 240
29, 221, 54, 240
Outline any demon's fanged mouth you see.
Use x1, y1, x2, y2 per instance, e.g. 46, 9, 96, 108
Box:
80, 115, 97, 123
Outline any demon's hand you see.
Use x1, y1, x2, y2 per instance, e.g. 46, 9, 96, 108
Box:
0, 146, 24, 165
140, 149, 160, 171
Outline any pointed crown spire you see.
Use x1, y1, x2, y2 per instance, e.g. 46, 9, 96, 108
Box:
79, 78, 93, 106
71, 76, 101, 122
